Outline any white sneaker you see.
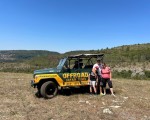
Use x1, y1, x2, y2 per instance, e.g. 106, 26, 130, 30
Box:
111, 94, 116, 97
100, 93, 104, 96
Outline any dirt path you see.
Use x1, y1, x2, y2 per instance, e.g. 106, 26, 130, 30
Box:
0, 72, 150, 120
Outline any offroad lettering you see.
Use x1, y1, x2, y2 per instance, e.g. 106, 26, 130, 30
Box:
63, 72, 89, 78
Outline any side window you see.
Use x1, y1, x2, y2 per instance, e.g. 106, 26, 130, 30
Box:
73, 61, 79, 69
84, 58, 94, 69
62, 60, 70, 72
79, 62, 83, 69
79, 59, 83, 69
72, 59, 83, 69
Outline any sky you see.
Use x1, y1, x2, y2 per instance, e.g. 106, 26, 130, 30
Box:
0, 0, 150, 53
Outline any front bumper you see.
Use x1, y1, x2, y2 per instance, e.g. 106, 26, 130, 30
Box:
31, 80, 36, 88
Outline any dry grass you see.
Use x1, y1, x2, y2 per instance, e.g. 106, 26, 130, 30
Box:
0, 72, 150, 120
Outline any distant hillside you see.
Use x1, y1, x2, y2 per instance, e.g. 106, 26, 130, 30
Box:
0, 50, 60, 62
103, 43, 150, 63
0, 43, 149, 63
0, 43, 150, 79
64, 43, 150, 64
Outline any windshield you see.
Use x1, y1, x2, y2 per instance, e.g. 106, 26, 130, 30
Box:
57, 58, 67, 69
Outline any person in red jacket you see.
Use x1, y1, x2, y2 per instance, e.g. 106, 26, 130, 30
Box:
101, 63, 115, 96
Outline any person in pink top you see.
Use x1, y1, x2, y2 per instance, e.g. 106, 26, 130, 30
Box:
101, 63, 115, 96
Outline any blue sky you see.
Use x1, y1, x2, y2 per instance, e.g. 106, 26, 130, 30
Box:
0, 0, 150, 53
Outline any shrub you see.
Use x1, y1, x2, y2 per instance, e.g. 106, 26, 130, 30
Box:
144, 70, 150, 79
112, 70, 132, 79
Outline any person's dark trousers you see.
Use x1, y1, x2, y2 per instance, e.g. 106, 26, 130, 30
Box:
96, 75, 101, 94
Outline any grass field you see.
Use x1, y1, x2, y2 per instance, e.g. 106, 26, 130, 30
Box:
0, 72, 150, 120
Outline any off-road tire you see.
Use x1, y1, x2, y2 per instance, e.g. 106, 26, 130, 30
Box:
40, 81, 58, 99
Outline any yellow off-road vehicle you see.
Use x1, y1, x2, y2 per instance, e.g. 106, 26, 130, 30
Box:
31, 54, 104, 99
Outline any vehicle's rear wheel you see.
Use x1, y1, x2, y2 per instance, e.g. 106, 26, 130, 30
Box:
40, 81, 58, 99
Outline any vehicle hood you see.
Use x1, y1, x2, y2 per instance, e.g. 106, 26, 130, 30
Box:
34, 68, 60, 75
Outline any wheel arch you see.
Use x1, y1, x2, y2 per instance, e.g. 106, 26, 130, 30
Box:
37, 78, 59, 89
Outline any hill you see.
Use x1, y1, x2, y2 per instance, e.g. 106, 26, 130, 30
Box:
0, 50, 60, 62
0, 72, 150, 120
0, 43, 150, 79
0, 43, 149, 63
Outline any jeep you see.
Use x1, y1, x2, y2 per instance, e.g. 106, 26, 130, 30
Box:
31, 54, 104, 99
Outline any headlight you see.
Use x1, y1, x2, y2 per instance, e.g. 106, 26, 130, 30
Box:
34, 75, 38, 81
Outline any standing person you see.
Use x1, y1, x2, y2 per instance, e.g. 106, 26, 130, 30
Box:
101, 63, 115, 96
92, 58, 103, 95
88, 71, 97, 95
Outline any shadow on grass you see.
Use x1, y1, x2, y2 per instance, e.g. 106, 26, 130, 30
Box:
34, 87, 116, 98
59, 87, 113, 96
58, 86, 90, 96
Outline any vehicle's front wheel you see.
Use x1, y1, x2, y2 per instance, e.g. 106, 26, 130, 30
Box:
40, 81, 58, 99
